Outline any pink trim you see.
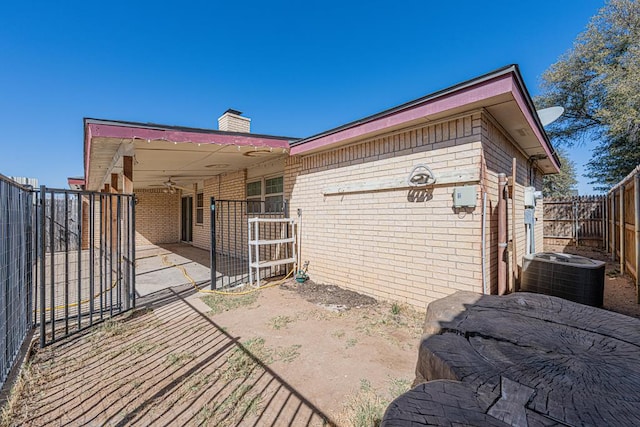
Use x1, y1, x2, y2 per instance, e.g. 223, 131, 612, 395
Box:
509, 82, 561, 172
84, 123, 290, 182
67, 178, 85, 185
89, 124, 290, 149
291, 75, 513, 155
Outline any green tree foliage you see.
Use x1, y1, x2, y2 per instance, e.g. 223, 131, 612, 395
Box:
543, 147, 578, 197
585, 136, 640, 191
536, 0, 640, 189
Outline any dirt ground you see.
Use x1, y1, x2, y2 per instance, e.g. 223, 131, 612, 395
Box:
544, 245, 640, 319
4, 245, 639, 426
2, 280, 423, 426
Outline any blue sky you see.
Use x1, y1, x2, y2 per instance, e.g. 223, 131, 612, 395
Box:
0, 0, 604, 192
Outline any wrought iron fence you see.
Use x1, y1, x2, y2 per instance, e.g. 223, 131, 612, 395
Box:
0, 175, 34, 389
210, 199, 291, 289
0, 176, 138, 389
36, 187, 136, 347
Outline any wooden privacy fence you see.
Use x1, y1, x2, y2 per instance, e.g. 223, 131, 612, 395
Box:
543, 196, 606, 248
606, 165, 640, 303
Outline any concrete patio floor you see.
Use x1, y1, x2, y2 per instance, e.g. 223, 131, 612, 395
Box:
135, 244, 212, 297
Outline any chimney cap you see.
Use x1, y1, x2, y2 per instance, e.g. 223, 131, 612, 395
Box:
224, 109, 243, 116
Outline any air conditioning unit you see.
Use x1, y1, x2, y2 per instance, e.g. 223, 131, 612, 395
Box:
521, 253, 605, 307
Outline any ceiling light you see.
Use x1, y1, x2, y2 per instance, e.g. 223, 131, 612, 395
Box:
243, 150, 272, 157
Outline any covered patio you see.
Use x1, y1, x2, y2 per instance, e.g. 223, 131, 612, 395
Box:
82, 111, 295, 251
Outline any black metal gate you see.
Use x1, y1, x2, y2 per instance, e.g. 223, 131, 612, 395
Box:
36, 187, 136, 347
210, 198, 290, 289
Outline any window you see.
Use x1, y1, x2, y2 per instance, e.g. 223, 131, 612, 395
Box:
196, 192, 204, 224
246, 180, 262, 214
265, 176, 284, 213
246, 175, 284, 214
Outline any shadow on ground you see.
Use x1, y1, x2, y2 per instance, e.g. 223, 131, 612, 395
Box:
15, 284, 335, 426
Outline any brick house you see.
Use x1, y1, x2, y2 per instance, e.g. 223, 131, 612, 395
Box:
76, 65, 559, 308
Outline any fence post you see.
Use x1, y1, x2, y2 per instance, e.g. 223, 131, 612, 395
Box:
130, 194, 136, 309
611, 192, 616, 261
620, 185, 625, 274
39, 186, 46, 348
210, 197, 216, 290
25, 188, 33, 330
635, 173, 640, 303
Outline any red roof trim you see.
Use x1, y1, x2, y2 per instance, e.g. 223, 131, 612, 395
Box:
509, 79, 561, 172
83, 123, 291, 181
290, 74, 513, 155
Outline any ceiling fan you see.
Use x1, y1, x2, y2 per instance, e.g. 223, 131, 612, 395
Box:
159, 177, 190, 194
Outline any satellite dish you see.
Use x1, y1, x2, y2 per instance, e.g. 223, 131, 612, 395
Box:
536, 106, 564, 127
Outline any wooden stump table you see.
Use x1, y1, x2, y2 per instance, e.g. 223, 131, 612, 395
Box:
382, 292, 640, 426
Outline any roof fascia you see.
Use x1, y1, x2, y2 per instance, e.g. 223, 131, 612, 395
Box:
290, 71, 515, 155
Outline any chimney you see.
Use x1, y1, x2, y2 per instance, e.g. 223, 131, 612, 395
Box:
218, 109, 251, 133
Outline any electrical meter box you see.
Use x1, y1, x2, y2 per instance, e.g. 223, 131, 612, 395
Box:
524, 186, 543, 207
452, 186, 477, 207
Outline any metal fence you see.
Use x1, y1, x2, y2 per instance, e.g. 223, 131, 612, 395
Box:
210, 199, 291, 289
0, 176, 137, 388
36, 187, 136, 347
0, 175, 34, 389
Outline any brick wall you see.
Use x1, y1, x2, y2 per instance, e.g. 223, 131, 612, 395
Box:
218, 113, 251, 133
286, 113, 484, 309
192, 176, 219, 250
481, 112, 545, 294
134, 189, 180, 245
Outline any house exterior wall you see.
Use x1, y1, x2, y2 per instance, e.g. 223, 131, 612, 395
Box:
134, 189, 180, 245
192, 170, 247, 251
480, 112, 544, 294
286, 113, 484, 309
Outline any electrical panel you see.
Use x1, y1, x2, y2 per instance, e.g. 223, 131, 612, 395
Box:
524, 208, 535, 225
452, 186, 477, 208
524, 186, 543, 207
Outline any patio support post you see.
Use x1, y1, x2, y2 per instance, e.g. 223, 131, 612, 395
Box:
123, 156, 133, 194
111, 173, 119, 192
498, 173, 508, 296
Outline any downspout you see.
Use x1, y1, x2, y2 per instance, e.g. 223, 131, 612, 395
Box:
481, 191, 488, 294
511, 157, 517, 291
498, 173, 508, 295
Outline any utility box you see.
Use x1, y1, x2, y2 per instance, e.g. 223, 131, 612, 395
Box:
524, 186, 543, 207
524, 208, 535, 225
452, 186, 477, 208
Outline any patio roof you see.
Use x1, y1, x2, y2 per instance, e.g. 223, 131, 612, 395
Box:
290, 65, 561, 174
84, 119, 297, 191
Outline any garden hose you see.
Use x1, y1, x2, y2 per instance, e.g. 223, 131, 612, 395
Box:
160, 255, 294, 296
33, 276, 119, 314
